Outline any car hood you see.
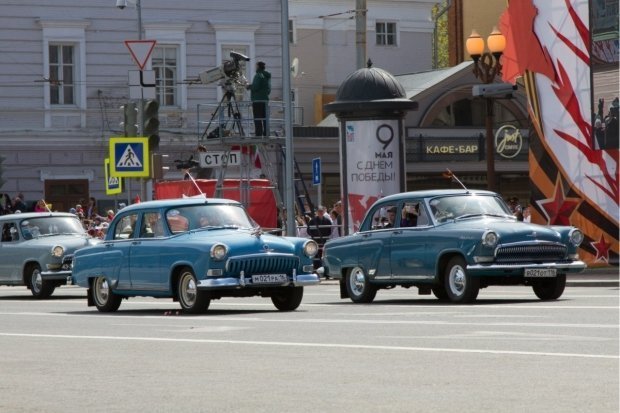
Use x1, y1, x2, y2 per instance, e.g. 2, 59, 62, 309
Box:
26, 235, 101, 250
444, 218, 563, 244
183, 229, 301, 253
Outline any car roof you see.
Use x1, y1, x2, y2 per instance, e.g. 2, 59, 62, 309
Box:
0, 212, 78, 221
378, 189, 498, 204
117, 197, 242, 213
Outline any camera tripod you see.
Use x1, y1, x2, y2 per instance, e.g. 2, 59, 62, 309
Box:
200, 82, 246, 140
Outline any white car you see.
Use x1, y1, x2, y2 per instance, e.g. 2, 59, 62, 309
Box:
0, 212, 99, 298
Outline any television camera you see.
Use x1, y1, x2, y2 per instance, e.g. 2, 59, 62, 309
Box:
199, 51, 250, 88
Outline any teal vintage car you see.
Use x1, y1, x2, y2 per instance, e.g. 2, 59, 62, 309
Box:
71, 197, 319, 313
322, 189, 586, 304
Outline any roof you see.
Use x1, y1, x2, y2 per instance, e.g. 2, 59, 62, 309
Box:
118, 197, 242, 213
378, 189, 497, 203
0, 212, 77, 221
396, 61, 473, 100
318, 61, 474, 126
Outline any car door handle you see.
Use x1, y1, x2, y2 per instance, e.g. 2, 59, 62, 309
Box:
131, 241, 141, 245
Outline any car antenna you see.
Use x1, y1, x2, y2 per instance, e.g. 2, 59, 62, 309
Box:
443, 169, 469, 192
174, 156, 207, 199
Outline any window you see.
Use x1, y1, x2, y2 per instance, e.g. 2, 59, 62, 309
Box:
152, 45, 178, 107
288, 19, 295, 44
49, 44, 75, 105
376, 22, 397, 46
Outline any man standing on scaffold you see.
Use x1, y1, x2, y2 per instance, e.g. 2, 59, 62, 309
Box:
247, 61, 271, 137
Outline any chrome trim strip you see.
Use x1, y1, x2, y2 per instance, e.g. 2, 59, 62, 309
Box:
197, 273, 320, 288
467, 261, 586, 272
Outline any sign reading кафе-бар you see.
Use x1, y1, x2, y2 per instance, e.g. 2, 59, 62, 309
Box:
404, 127, 528, 161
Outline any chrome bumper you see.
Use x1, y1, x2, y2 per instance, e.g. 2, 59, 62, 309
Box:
197, 272, 320, 288
40, 270, 72, 281
467, 260, 587, 274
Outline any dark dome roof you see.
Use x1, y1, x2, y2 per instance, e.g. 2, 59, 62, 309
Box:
335, 66, 406, 101
324, 64, 417, 116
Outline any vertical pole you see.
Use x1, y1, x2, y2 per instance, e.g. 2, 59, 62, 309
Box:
485, 97, 496, 192
355, 0, 367, 70
281, 0, 295, 236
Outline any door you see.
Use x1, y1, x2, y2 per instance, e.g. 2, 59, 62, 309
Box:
390, 200, 433, 281
45, 179, 89, 213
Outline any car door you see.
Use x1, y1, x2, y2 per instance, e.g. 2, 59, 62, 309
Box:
0, 221, 21, 283
128, 211, 166, 291
390, 200, 434, 281
106, 212, 139, 290
356, 204, 395, 280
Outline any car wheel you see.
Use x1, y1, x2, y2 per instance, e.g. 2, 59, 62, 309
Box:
271, 286, 304, 311
444, 256, 479, 304
91, 277, 122, 312
532, 274, 566, 300
346, 266, 377, 303
27, 264, 55, 299
432, 284, 449, 301
177, 269, 210, 314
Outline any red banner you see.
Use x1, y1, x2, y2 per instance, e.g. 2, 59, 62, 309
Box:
154, 179, 277, 229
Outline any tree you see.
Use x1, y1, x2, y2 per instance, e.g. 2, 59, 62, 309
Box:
432, 1, 450, 69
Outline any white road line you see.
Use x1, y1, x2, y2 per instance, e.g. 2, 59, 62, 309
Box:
0, 311, 617, 329
0, 332, 616, 360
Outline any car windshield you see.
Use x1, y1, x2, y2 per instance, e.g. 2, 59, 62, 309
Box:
166, 204, 256, 233
429, 194, 513, 222
19, 216, 86, 239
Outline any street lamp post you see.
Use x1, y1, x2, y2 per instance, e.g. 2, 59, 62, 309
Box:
466, 27, 506, 192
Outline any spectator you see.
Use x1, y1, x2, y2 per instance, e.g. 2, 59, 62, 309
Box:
12, 195, 27, 213
307, 205, 332, 273
1, 194, 13, 215
332, 200, 343, 237
86, 197, 98, 220
34, 199, 48, 213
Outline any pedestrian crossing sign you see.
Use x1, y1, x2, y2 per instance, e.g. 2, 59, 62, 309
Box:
104, 158, 123, 195
109, 137, 150, 177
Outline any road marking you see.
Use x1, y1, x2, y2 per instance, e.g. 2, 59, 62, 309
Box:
0, 311, 617, 329
0, 332, 616, 360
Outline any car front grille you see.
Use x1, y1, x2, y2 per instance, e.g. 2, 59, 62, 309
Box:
225, 254, 299, 275
495, 244, 567, 263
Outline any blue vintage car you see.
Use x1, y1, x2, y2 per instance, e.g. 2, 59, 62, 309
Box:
0, 212, 99, 298
322, 189, 586, 304
71, 198, 319, 313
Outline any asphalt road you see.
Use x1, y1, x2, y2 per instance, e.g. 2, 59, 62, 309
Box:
0, 282, 618, 413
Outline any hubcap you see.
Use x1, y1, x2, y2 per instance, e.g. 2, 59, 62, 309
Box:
350, 268, 365, 296
181, 274, 197, 306
96, 278, 110, 303
32, 269, 42, 293
449, 266, 466, 295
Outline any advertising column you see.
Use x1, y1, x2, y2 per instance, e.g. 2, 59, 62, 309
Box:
343, 119, 405, 232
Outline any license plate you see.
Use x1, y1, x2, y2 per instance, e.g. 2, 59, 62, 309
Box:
524, 268, 557, 278
251, 274, 287, 284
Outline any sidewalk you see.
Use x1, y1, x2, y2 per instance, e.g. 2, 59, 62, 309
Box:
567, 266, 619, 287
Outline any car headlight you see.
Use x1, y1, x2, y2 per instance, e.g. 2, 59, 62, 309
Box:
481, 230, 498, 248
51, 245, 64, 257
303, 240, 319, 258
569, 228, 584, 246
210, 244, 228, 261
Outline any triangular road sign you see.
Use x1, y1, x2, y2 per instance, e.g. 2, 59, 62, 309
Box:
125, 40, 157, 70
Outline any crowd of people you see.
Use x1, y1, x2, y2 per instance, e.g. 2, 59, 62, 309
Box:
0, 193, 121, 239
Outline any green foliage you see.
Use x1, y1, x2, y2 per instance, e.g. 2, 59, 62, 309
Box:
432, 1, 450, 69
